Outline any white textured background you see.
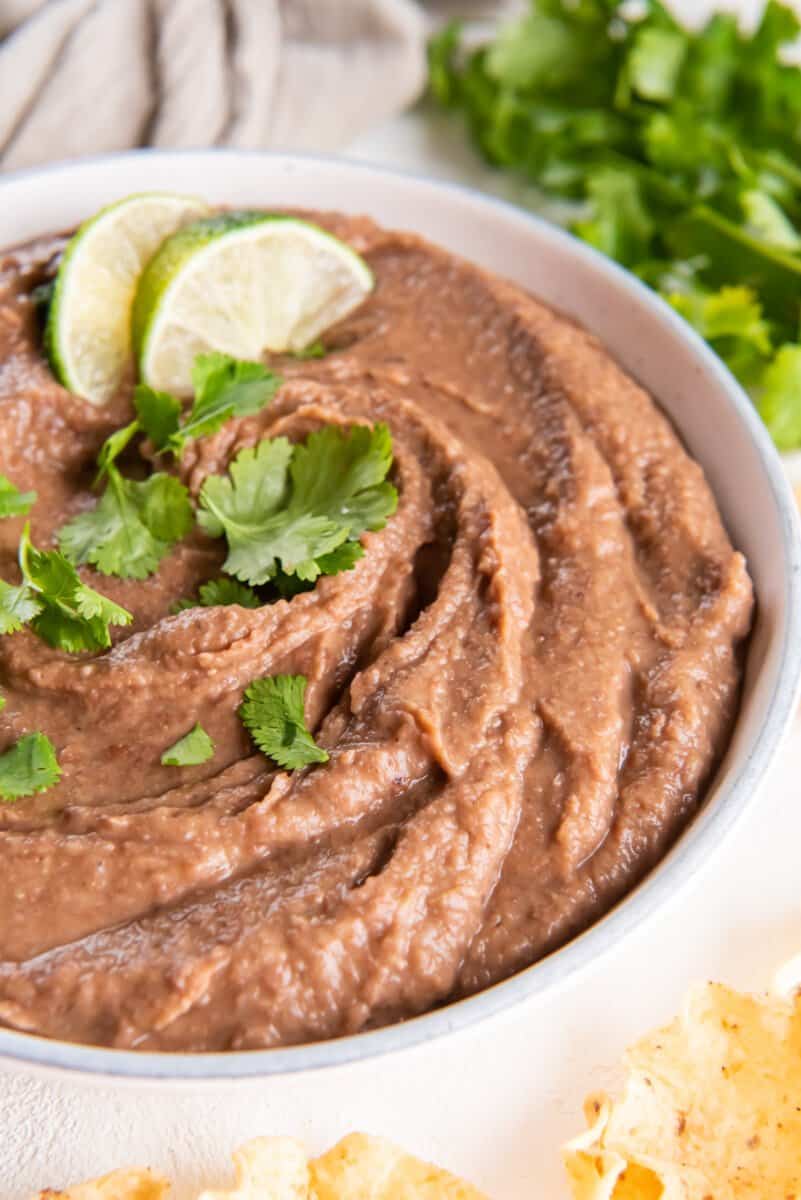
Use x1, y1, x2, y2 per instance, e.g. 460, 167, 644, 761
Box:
3, 1, 801, 1196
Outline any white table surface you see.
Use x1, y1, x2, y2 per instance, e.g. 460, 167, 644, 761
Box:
4, 2, 801, 1195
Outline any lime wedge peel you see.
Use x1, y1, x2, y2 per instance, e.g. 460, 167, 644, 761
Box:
46, 192, 209, 406
133, 213, 374, 396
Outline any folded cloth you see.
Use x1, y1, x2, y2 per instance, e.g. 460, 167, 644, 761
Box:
0, 0, 427, 170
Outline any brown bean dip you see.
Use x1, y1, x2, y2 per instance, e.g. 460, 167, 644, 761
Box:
0, 213, 753, 1051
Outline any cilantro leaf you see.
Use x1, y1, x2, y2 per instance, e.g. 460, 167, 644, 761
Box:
198, 437, 294, 582
239, 675, 328, 771
186, 353, 281, 440
133, 385, 182, 452
291, 341, 327, 360
668, 286, 772, 350
0, 579, 42, 634
758, 345, 801, 450
0, 475, 36, 519
0, 732, 61, 802
741, 189, 801, 251
273, 543, 365, 599
315, 542, 365, 575
198, 424, 397, 587
668, 285, 773, 386
574, 167, 655, 269
138, 354, 281, 457
59, 469, 193, 581
484, 5, 609, 95
161, 723, 215, 767
428, 20, 463, 107
624, 28, 688, 105
198, 577, 261, 607
18, 524, 132, 652
174, 577, 262, 612
290, 424, 396, 535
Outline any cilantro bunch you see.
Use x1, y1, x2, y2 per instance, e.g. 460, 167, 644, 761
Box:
430, 0, 801, 448
0, 524, 131, 652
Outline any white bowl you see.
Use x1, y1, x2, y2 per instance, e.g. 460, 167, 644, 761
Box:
1, 150, 800, 1082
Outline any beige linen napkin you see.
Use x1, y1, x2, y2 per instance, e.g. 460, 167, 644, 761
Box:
0, 0, 427, 169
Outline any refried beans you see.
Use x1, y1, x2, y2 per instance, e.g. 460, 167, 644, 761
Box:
0, 213, 754, 1051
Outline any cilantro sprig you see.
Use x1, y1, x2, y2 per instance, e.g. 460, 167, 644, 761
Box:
0, 732, 61, 802
0, 524, 132, 652
240, 674, 328, 771
430, 0, 801, 448
57, 353, 279, 580
136, 353, 281, 459
0, 475, 36, 519
198, 423, 397, 587
58, 418, 193, 581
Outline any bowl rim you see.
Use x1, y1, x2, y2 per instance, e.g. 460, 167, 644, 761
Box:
1, 147, 800, 1082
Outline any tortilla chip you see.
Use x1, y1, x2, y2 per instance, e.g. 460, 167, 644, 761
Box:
310, 1134, 487, 1200
36, 1168, 169, 1200
197, 1138, 309, 1200
774, 950, 801, 1000
563, 980, 801, 1199
192, 1134, 486, 1200
30, 1133, 484, 1200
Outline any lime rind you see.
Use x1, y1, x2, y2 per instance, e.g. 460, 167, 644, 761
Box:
46, 192, 209, 406
133, 214, 374, 396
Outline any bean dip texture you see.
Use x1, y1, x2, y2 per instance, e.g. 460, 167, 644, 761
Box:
0, 214, 754, 1051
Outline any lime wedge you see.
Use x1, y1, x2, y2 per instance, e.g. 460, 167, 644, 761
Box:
132, 213, 374, 395
46, 192, 209, 406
